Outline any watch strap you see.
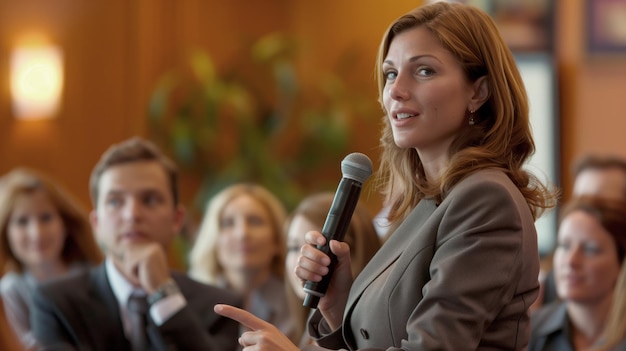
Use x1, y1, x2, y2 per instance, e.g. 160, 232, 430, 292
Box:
147, 279, 181, 305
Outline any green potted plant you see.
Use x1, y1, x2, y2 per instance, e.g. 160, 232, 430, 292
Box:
148, 32, 376, 214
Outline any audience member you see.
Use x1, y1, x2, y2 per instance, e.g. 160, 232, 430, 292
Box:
188, 183, 294, 339
536, 154, 626, 310
529, 196, 626, 351
0, 168, 102, 350
30, 137, 240, 351
572, 154, 626, 200
214, 2, 557, 350
284, 192, 381, 347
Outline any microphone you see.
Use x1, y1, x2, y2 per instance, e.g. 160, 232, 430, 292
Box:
302, 152, 373, 309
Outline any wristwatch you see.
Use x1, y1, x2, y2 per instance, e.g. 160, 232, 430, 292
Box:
147, 279, 181, 305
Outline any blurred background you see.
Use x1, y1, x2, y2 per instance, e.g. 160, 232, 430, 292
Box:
1, 0, 626, 254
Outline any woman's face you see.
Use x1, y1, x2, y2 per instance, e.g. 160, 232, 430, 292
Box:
217, 194, 278, 275
285, 214, 318, 300
382, 26, 476, 160
7, 190, 67, 270
554, 210, 621, 304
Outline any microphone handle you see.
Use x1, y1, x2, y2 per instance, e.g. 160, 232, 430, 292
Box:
302, 178, 362, 308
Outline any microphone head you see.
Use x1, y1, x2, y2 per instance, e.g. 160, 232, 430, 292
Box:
341, 153, 373, 183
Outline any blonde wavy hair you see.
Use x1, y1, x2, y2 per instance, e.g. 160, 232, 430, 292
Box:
374, 2, 557, 227
188, 183, 287, 284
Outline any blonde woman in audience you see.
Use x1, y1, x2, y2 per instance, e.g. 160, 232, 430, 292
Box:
284, 192, 381, 347
188, 183, 295, 339
530, 196, 626, 351
0, 168, 102, 350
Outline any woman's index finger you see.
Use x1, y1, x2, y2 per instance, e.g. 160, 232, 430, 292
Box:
214, 304, 269, 331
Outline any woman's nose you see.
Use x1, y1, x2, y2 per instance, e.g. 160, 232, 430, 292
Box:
232, 220, 250, 239
388, 74, 410, 101
564, 246, 584, 267
27, 220, 44, 238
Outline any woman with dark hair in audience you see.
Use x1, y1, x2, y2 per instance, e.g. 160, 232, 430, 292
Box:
0, 168, 102, 350
530, 196, 626, 351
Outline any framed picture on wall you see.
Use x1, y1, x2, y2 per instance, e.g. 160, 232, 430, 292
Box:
466, 0, 554, 52
586, 0, 626, 55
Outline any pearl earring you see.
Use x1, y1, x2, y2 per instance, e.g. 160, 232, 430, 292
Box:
469, 109, 475, 126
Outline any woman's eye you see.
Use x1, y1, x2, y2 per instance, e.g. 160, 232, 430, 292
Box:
40, 212, 55, 223
384, 71, 397, 80
583, 244, 601, 255
13, 216, 30, 227
220, 218, 234, 229
247, 215, 266, 227
417, 67, 434, 76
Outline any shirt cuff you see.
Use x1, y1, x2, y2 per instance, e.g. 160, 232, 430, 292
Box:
149, 293, 186, 325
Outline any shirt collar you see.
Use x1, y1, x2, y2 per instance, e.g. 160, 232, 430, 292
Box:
105, 258, 143, 307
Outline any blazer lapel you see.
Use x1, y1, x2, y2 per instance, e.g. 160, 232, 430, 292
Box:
346, 199, 438, 311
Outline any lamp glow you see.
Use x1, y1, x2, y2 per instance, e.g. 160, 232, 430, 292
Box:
10, 45, 64, 120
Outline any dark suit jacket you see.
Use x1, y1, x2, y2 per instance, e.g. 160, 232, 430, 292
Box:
528, 301, 573, 351
305, 169, 540, 351
530, 301, 626, 351
31, 264, 241, 351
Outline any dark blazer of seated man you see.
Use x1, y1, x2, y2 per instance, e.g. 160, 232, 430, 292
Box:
31, 137, 241, 351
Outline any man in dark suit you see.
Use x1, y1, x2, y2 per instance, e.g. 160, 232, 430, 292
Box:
31, 137, 241, 351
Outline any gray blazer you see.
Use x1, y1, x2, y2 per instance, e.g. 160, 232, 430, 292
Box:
31, 264, 241, 351
306, 169, 540, 351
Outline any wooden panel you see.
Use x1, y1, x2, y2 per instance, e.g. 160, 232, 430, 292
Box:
2, 0, 626, 217
0, 0, 134, 208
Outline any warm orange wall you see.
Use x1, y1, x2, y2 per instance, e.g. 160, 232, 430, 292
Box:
290, 0, 421, 150
1, 0, 626, 214
0, 0, 134, 209
556, 0, 626, 201
0, 0, 418, 216
0, 0, 292, 212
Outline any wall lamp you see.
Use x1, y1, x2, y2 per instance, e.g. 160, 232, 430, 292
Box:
10, 39, 64, 120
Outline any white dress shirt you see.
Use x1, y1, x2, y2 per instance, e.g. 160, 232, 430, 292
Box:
105, 258, 186, 335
